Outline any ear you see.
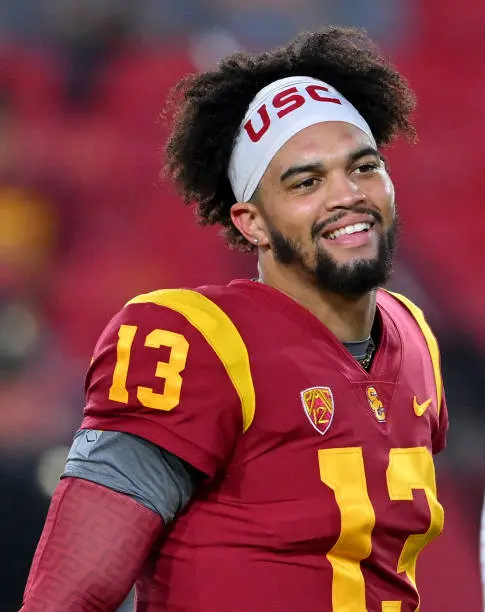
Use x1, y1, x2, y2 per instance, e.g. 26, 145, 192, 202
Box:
230, 201, 269, 247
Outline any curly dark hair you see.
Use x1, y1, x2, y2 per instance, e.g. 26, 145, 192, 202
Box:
163, 26, 416, 250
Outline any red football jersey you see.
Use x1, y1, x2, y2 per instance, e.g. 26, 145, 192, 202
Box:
83, 280, 448, 611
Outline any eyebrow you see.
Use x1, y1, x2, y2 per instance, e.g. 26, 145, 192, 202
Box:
279, 146, 380, 183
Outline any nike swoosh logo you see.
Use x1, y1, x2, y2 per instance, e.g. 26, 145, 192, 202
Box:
413, 396, 432, 416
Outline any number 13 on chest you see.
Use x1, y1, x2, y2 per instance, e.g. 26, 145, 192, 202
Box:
318, 446, 444, 611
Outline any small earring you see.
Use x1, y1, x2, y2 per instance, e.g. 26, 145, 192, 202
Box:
254, 238, 259, 244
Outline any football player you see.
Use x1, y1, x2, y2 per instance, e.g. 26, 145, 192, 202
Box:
21, 26, 448, 611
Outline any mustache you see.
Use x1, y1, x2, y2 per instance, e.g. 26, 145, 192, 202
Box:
311, 208, 384, 241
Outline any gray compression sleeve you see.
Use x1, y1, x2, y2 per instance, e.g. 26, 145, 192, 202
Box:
63, 429, 199, 523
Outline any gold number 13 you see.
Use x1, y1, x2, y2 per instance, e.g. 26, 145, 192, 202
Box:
318, 446, 444, 611
108, 324, 189, 411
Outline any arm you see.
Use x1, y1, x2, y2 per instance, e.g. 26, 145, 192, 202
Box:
21, 477, 163, 612
21, 291, 246, 610
21, 429, 200, 611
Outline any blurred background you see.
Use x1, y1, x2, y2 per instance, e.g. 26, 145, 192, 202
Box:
0, 0, 484, 610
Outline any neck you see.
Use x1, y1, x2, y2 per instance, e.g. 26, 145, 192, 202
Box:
258, 260, 377, 342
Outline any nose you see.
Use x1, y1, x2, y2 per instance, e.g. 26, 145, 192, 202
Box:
325, 171, 366, 211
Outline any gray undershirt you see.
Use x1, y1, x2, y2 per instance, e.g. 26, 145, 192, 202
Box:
64, 339, 373, 521
63, 429, 199, 523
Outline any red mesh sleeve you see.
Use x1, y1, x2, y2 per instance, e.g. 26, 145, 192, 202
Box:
21, 477, 163, 612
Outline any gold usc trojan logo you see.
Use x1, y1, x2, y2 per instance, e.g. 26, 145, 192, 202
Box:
301, 386, 335, 435
366, 386, 386, 422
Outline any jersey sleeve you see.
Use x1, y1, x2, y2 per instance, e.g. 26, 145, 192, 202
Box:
82, 289, 255, 479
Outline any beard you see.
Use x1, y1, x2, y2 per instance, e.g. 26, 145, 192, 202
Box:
268, 211, 397, 297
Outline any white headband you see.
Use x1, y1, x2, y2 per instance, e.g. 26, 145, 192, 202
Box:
228, 76, 376, 202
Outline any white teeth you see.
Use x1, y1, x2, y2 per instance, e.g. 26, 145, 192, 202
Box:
326, 222, 371, 240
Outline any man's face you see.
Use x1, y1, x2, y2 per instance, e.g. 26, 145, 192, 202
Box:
255, 121, 397, 296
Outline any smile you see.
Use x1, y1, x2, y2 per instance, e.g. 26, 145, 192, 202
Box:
324, 222, 373, 240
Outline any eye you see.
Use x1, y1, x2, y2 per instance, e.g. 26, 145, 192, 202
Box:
294, 177, 319, 190
354, 162, 380, 175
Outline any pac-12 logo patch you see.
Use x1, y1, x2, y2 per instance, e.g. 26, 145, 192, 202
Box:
301, 386, 335, 435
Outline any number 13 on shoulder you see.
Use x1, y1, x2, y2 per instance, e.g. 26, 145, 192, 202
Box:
108, 324, 189, 411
